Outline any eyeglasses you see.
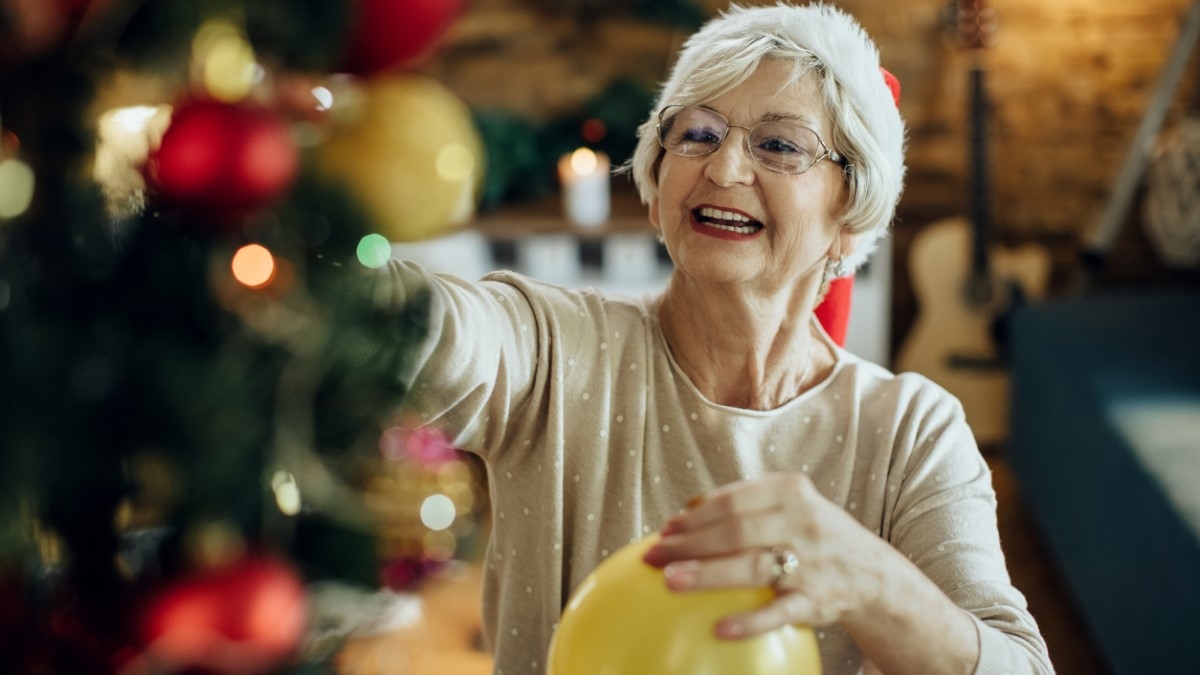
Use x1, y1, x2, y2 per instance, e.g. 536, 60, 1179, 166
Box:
655, 104, 844, 175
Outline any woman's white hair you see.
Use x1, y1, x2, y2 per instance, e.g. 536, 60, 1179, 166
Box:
627, 2, 906, 274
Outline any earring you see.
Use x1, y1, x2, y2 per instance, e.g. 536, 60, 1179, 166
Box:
824, 255, 847, 279
656, 233, 665, 244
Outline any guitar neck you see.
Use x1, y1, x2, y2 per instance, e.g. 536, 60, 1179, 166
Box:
968, 64, 992, 279
952, 0, 997, 284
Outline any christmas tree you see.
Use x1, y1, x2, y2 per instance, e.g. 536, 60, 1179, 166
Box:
0, 1, 488, 672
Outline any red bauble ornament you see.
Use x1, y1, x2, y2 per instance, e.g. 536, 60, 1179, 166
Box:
147, 99, 299, 220
140, 556, 308, 675
57, 0, 101, 22
340, 0, 465, 75
381, 556, 446, 592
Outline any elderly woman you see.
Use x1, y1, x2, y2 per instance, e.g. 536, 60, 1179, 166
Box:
385, 3, 1052, 674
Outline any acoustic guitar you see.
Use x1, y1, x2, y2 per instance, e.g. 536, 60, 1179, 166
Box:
895, 0, 1051, 449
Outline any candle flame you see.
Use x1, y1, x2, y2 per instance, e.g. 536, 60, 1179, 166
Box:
570, 147, 598, 175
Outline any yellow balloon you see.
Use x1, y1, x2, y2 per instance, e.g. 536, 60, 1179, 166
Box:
548, 535, 822, 675
316, 75, 485, 243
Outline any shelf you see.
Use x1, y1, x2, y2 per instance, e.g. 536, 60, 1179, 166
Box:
471, 184, 652, 240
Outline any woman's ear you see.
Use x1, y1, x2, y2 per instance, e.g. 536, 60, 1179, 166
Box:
648, 196, 661, 230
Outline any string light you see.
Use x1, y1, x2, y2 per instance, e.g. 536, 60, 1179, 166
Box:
419, 494, 456, 531
0, 158, 35, 219
423, 530, 457, 561
94, 105, 172, 216
311, 86, 334, 111
356, 234, 392, 269
271, 470, 302, 516
582, 118, 607, 143
0, 130, 18, 156
193, 20, 258, 103
231, 244, 276, 288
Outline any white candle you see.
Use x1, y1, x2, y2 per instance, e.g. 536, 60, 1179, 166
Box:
558, 147, 611, 228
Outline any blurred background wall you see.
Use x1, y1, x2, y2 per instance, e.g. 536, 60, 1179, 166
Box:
414, 0, 1199, 353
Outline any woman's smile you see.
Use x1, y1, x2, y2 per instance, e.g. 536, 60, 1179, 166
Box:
690, 204, 765, 240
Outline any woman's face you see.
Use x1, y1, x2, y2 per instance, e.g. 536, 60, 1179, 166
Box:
650, 60, 850, 296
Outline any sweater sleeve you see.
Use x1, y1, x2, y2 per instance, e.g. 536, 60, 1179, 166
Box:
885, 383, 1054, 675
378, 259, 540, 459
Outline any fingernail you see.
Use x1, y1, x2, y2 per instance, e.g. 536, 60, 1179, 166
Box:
686, 495, 705, 509
642, 546, 667, 568
663, 562, 697, 589
716, 621, 744, 639
661, 520, 681, 536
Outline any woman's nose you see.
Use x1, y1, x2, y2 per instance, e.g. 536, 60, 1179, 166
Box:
702, 127, 756, 187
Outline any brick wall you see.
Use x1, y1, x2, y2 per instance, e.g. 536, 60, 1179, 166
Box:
422, 0, 1197, 342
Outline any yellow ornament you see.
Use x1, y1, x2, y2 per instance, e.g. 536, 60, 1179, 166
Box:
316, 75, 484, 243
548, 535, 822, 675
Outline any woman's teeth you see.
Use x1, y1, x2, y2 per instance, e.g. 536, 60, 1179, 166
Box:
695, 207, 763, 235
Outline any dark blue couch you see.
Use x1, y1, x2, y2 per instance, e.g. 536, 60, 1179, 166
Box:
1009, 290, 1200, 674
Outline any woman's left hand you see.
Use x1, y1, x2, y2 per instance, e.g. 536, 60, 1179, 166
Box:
642, 472, 891, 639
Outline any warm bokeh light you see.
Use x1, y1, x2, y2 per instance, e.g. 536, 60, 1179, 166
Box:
570, 147, 599, 175
420, 494, 456, 531
436, 460, 476, 513
311, 86, 334, 111
271, 470, 301, 516
1, 129, 19, 156
0, 158, 35, 219
111, 106, 161, 133
356, 233, 392, 269
436, 460, 472, 491
582, 118, 607, 143
435, 141, 475, 183
422, 529, 457, 561
94, 104, 172, 217
231, 244, 276, 288
194, 20, 258, 103
141, 556, 307, 671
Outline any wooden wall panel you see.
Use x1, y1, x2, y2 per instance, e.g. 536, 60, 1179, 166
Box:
421, 0, 1197, 346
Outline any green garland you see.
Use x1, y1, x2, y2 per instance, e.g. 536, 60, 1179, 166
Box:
475, 76, 656, 210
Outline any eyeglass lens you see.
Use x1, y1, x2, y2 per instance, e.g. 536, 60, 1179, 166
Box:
658, 106, 827, 174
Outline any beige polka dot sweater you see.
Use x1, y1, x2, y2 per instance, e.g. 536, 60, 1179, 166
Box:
382, 260, 1053, 675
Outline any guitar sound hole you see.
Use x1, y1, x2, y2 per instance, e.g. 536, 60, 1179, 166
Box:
965, 275, 995, 307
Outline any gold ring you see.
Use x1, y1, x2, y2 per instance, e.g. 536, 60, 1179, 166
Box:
769, 546, 799, 589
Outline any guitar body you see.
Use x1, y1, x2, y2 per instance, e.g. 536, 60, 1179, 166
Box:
896, 1, 1054, 448
896, 217, 1051, 446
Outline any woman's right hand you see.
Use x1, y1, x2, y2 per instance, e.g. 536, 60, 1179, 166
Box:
641, 471, 890, 637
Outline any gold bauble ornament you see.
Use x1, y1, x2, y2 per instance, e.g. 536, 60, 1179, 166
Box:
316, 75, 484, 243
